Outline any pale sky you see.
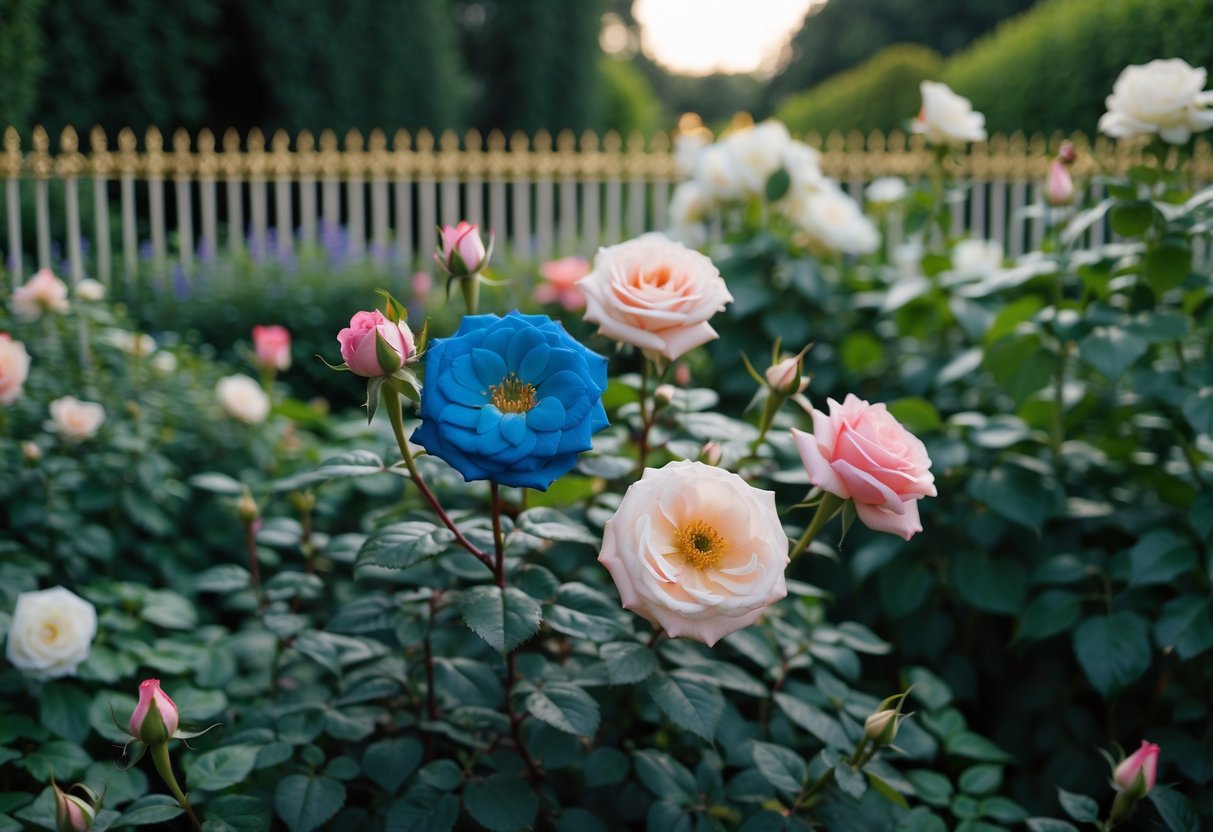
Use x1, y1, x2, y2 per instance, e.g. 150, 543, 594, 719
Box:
633, 0, 819, 76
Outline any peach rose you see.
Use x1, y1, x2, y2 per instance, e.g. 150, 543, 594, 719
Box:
12, 269, 70, 321
792, 394, 936, 540
598, 460, 789, 646
48, 396, 105, 442
579, 235, 733, 362
533, 256, 589, 310
0, 334, 31, 405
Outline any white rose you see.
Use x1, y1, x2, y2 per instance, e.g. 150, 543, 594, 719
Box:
668, 181, 712, 228
912, 81, 987, 145
6, 586, 97, 680
12, 269, 70, 321
0, 334, 31, 406
951, 238, 1003, 281
726, 120, 792, 194
48, 396, 106, 442
782, 140, 824, 193
674, 130, 711, 177
151, 352, 178, 374
791, 183, 881, 255
866, 176, 908, 205
1099, 58, 1213, 144
101, 329, 156, 357
74, 279, 107, 301
216, 375, 270, 423
579, 235, 733, 362
694, 142, 748, 202
892, 242, 925, 278
598, 460, 789, 646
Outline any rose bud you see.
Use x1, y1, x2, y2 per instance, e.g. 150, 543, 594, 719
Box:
53, 781, 95, 832
1045, 159, 1075, 207
654, 384, 676, 406
700, 441, 723, 466
252, 325, 292, 371
21, 440, 42, 465
674, 363, 692, 387
765, 353, 809, 395
1114, 741, 1160, 798
1058, 140, 1077, 165
337, 310, 416, 377
237, 488, 260, 524
130, 678, 179, 745
435, 221, 490, 277
864, 709, 899, 746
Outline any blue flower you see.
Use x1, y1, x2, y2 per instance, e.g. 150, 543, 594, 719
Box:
414, 311, 609, 490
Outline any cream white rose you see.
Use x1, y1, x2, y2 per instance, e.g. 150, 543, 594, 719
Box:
6, 586, 97, 680
725, 120, 792, 195
598, 460, 789, 646
579, 235, 733, 362
782, 140, 824, 193
912, 81, 987, 145
74, 279, 107, 301
668, 181, 712, 228
0, 334, 31, 406
49, 396, 105, 442
791, 183, 881, 255
12, 269, 70, 321
1099, 58, 1213, 144
951, 238, 1003, 281
216, 375, 270, 423
694, 142, 748, 202
866, 177, 908, 205
674, 130, 711, 177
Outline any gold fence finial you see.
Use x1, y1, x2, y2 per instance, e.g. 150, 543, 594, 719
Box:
2, 127, 21, 179
31, 126, 51, 178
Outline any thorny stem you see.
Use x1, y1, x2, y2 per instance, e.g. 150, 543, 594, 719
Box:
150, 742, 202, 831
637, 358, 652, 473
789, 493, 846, 560
383, 387, 493, 571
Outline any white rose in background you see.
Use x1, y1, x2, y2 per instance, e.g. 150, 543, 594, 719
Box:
912, 81, 987, 145
866, 176, 908, 205
781, 140, 824, 194
74, 279, 107, 301
725, 120, 792, 195
12, 269, 70, 321
216, 375, 270, 424
101, 329, 156, 357
598, 460, 789, 646
791, 183, 881, 255
694, 141, 748, 202
1099, 58, 1213, 144
892, 243, 925, 279
151, 352, 178, 374
6, 586, 97, 680
49, 396, 105, 442
668, 181, 712, 228
951, 238, 1004, 281
674, 129, 711, 177
0, 334, 31, 406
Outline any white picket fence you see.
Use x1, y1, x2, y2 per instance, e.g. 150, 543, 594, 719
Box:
2, 125, 1210, 292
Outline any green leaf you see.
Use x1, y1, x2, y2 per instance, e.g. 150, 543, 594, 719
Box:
1156, 596, 1213, 660
966, 464, 1061, 531
951, 554, 1027, 616
765, 168, 791, 202
195, 565, 254, 594
458, 586, 542, 654
545, 583, 626, 641
274, 775, 346, 832
362, 738, 423, 794
647, 671, 724, 741
356, 522, 457, 572
21, 740, 91, 781
584, 747, 629, 787
314, 451, 386, 479
944, 731, 1013, 763
1056, 788, 1099, 823
1015, 590, 1082, 642
1145, 239, 1191, 293
1073, 613, 1152, 699
632, 750, 696, 803
774, 692, 850, 749
887, 397, 942, 433
832, 755, 866, 800
868, 773, 909, 809
751, 741, 807, 795
1129, 530, 1197, 587
377, 288, 409, 323
1080, 327, 1149, 382
1108, 200, 1155, 237
189, 473, 245, 495
185, 745, 260, 792
385, 785, 459, 832
202, 795, 272, 832
907, 770, 953, 808
119, 795, 185, 826
39, 684, 91, 743
1183, 388, 1213, 436
979, 797, 1028, 824
957, 765, 1002, 796
1026, 819, 1080, 832
897, 807, 948, 832
516, 508, 599, 545
525, 682, 600, 737
1148, 785, 1200, 832
601, 642, 657, 685
142, 590, 198, 630
462, 774, 538, 832
983, 335, 1053, 404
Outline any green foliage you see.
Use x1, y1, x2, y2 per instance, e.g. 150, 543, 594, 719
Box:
943, 0, 1213, 134
777, 45, 943, 135
0, 0, 44, 130
599, 57, 665, 136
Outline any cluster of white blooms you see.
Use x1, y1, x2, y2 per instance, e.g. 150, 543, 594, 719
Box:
668, 120, 880, 256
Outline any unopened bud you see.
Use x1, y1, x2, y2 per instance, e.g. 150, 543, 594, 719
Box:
1045, 158, 1075, 207
864, 709, 899, 747
130, 678, 179, 746
1113, 741, 1160, 799
21, 441, 42, 464
764, 355, 808, 395
700, 441, 723, 466
53, 781, 95, 832
654, 384, 676, 406
674, 363, 692, 387
237, 488, 260, 525
1058, 141, 1077, 165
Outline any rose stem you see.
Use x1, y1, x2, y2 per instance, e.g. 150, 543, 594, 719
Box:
788, 493, 846, 560
244, 518, 265, 612
150, 742, 202, 830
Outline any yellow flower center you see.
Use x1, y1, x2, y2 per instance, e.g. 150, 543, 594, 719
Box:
39, 623, 59, 643
489, 373, 537, 414
674, 520, 726, 571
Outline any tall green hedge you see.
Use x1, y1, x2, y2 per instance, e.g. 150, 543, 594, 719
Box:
943, 0, 1213, 134
0, 0, 44, 131
775, 45, 943, 136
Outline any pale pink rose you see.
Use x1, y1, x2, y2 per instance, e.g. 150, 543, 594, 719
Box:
674, 363, 692, 387
598, 460, 789, 646
436, 221, 489, 276
48, 396, 105, 442
765, 354, 808, 395
1114, 741, 1160, 795
12, 269, 70, 321
1045, 159, 1075, 206
791, 394, 936, 540
411, 271, 434, 298
216, 375, 270, 423
579, 235, 733, 362
533, 256, 589, 310
0, 334, 31, 405
130, 678, 180, 744
252, 324, 292, 371
337, 310, 416, 377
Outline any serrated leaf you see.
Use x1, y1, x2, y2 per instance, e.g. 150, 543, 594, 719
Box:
1128, 530, 1197, 587
1056, 788, 1098, 823
525, 682, 600, 737
39, 684, 91, 743
647, 671, 723, 741
356, 522, 456, 572
185, 745, 260, 792
362, 738, 423, 794
751, 741, 807, 794
601, 642, 657, 685
458, 586, 542, 654
314, 451, 386, 478
119, 795, 184, 826
516, 508, 599, 545
202, 795, 272, 832
1073, 613, 1152, 699
1156, 596, 1213, 660
632, 750, 696, 803
546, 583, 626, 641
774, 693, 850, 749
584, 747, 629, 787
385, 785, 458, 832
462, 774, 537, 832
274, 775, 345, 832
1148, 785, 1200, 832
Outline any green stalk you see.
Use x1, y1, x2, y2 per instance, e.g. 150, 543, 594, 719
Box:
789, 493, 846, 560
461, 274, 481, 315
150, 742, 201, 830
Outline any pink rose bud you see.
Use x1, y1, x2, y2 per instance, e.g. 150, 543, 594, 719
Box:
53, 781, 95, 832
765, 355, 808, 395
1058, 141, 1077, 165
654, 384, 676, 406
1045, 159, 1075, 206
411, 271, 433, 298
337, 310, 416, 377
436, 221, 489, 277
252, 325, 292, 371
21, 440, 41, 464
1114, 741, 1160, 797
700, 441, 723, 466
674, 363, 692, 387
130, 678, 179, 745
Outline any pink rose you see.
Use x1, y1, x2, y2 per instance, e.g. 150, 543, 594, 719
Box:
48, 396, 105, 442
53, 781, 95, 832
1046, 158, 1075, 206
579, 235, 733, 362
252, 325, 292, 371
436, 221, 489, 276
337, 310, 416, 377
12, 268, 70, 321
130, 678, 179, 744
0, 334, 31, 405
599, 460, 788, 646
1114, 741, 1160, 795
791, 394, 936, 540
533, 256, 589, 310
411, 270, 434, 298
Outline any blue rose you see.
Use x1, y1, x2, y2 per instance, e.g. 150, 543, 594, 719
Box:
413, 311, 609, 490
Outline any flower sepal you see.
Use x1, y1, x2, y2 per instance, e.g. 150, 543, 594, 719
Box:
53, 779, 99, 832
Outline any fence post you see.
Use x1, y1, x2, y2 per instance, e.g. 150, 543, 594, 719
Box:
3, 128, 23, 286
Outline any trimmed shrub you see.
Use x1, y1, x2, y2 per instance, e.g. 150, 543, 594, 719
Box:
776, 44, 943, 136
600, 57, 666, 136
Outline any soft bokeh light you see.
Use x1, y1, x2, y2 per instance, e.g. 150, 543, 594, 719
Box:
634, 0, 819, 76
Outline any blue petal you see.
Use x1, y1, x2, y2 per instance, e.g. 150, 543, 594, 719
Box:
506, 328, 546, 368
441, 404, 481, 429
472, 349, 508, 388
540, 347, 581, 381
489, 430, 538, 463
531, 429, 561, 457
588, 402, 610, 432
526, 397, 566, 431
557, 419, 595, 454
518, 344, 551, 381
483, 326, 515, 357
477, 406, 502, 434
438, 370, 488, 407
537, 370, 589, 408
500, 413, 527, 446
452, 314, 501, 336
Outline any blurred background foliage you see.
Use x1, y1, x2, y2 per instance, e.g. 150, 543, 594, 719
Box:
2, 0, 1209, 141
